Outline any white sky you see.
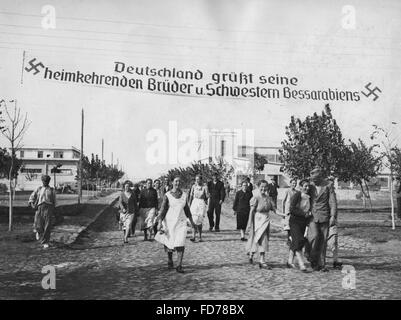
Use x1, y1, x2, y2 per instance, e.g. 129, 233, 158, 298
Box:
0, 0, 400, 180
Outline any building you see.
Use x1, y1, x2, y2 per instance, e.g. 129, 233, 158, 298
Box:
195, 130, 393, 191
195, 129, 288, 187
8, 146, 80, 191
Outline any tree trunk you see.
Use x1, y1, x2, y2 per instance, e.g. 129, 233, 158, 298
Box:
8, 157, 13, 232
390, 174, 396, 230
364, 180, 373, 214
359, 182, 367, 209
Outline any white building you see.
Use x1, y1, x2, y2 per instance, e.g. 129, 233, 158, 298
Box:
195, 130, 288, 187
195, 130, 393, 190
5, 146, 80, 191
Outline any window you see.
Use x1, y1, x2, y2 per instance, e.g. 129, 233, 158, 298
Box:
267, 154, 276, 163
20, 150, 24, 158
378, 176, 389, 189
275, 154, 283, 164
21, 168, 42, 173
221, 140, 226, 157
37, 151, 43, 158
54, 151, 64, 158
50, 168, 72, 175
238, 146, 247, 157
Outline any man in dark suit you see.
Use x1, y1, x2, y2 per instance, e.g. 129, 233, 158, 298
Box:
245, 177, 253, 194
207, 173, 226, 232
307, 167, 337, 272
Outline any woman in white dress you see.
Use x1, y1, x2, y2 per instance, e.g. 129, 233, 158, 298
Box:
246, 180, 276, 269
188, 175, 209, 242
155, 176, 195, 273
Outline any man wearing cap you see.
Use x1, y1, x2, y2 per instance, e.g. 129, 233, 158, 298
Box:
307, 167, 337, 271
29, 175, 56, 249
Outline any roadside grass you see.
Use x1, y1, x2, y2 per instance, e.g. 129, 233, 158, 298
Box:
340, 226, 401, 244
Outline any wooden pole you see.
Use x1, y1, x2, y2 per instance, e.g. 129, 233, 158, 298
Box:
78, 109, 84, 204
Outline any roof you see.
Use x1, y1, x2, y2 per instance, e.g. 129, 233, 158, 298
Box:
17, 145, 80, 152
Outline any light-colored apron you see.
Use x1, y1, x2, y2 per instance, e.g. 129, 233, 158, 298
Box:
155, 192, 188, 249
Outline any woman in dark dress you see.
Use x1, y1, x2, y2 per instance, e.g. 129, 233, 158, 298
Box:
233, 180, 253, 241
287, 179, 311, 272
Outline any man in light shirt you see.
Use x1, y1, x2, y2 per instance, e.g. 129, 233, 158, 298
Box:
29, 175, 56, 249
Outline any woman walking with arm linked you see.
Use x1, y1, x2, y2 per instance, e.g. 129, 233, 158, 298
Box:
246, 180, 276, 269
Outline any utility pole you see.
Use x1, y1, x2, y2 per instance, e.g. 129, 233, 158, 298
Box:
111, 152, 113, 167
78, 109, 84, 204
102, 138, 104, 163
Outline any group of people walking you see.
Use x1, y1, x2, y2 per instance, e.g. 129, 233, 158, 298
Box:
28, 167, 340, 275
232, 168, 341, 272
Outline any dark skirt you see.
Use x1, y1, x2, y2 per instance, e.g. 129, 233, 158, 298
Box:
236, 210, 249, 230
289, 215, 308, 252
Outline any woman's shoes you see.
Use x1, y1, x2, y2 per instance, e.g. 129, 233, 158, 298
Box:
259, 262, 272, 269
240, 237, 247, 241
190, 238, 196, 242
286, 262, 296, 269
123, 240, 128, 244
176, 266, 184, 273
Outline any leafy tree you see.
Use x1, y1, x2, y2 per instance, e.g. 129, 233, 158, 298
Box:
280, 104, 347, 179
161, 157, 234, 189
342, 139, 381, 211
390, 146, 401, 179
0, 147, 22, 179
370, 122, 400, 229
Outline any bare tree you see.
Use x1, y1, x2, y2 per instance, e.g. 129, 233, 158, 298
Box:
371, 122, 400, 230
0, 99, 30, 231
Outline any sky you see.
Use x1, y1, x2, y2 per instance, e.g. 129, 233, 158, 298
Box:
0, 0, 400, 180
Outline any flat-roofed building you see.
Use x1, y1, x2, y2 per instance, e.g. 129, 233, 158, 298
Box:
6, 145, 80, 191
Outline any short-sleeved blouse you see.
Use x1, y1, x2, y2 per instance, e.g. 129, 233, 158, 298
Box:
250, 193, 275, 213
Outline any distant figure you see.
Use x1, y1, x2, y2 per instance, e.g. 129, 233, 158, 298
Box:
118, 180, 138, 244
188, 175, 208, 242
268, 178, 278, 207
396, 177, 401, 219
225, 181, 231, 197
130, 183, 141, 236
28, 175, 56, 249
161, 177, 171, 195
207, 173, 226, 232
282, 178, 298, 246
153, 179, 163, 236
138, 179, 159, 241
233, 180, 253, 241
245, 177, 253, 194
307, 167, 337, 272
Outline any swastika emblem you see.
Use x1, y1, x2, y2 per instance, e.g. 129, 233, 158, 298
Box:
361, 82, 381, 101
24, 58, 44, 75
